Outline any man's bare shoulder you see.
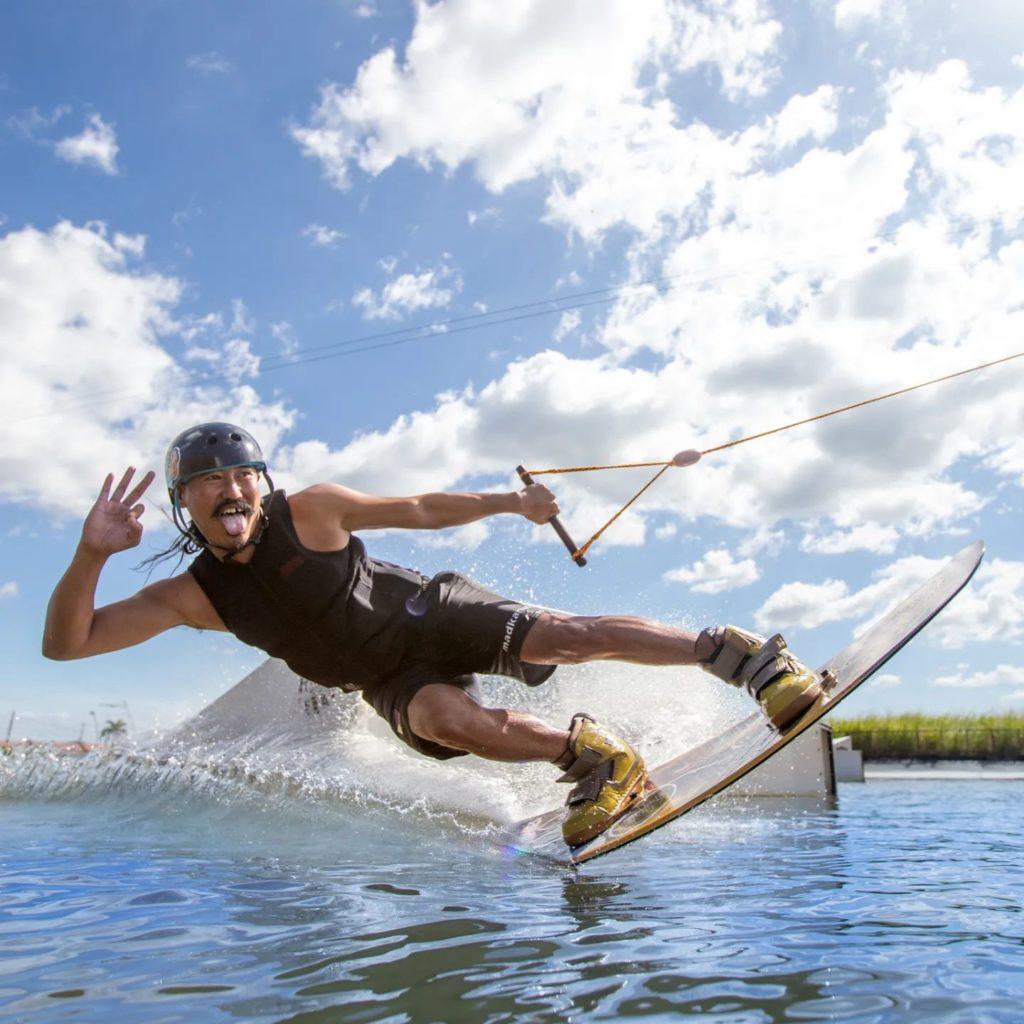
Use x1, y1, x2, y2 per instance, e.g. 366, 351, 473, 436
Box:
288, 484, 353, 549
141, 572, 225, 631
291, 482, 360, 505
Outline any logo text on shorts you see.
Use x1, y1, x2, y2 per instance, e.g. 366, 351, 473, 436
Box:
502, 607, 523, 653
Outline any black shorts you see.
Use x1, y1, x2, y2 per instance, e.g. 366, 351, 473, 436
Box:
360, 571, 557, 761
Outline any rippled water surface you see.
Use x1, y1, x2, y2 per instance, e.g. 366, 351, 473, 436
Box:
2, 775, 1022, 1023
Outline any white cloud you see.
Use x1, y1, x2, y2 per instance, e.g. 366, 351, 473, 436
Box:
869, 673, 901, 689
800, 523, 900, 555
414, 520, 491, 550
283, 29, 1024, 559
55, 114, 119, 175
665, 548, 759, 594
186, 51, 233, 75
737, 526, 785, 557
756, 556, 1024, 649
467, 207, 499, 226
767, 85, 839, 149
756, 576, 852, 631
353, 264, 459, 320
927, 560, 1024, 649
1014, 53, 1024, 71
0, 222, 294, 519
292, 0, 782, 213
834, 0, 905, 32
0, 581, 18, 600
270, 321, 299, 359
184, 337, 261, 384
6, 105, 70, 139
302, 223, 346, 247
552, 310, 581, 343
933, 664, 1024, 689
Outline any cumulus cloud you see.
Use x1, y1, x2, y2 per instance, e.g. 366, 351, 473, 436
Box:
756, 555, 1024, 650
292, 0, 782, 219
665, 548, 760, 593
286, 19, 1024, 557
0, 581, 18, 600
0, 222, 293, 519
55, 114, 119, 175
933, 664, 1024, 689
353, 263, 459, 320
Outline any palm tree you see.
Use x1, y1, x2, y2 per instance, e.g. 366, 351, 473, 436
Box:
99, 718, 127, 740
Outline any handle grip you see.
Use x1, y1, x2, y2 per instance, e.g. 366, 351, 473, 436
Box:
516, 465, 587, 567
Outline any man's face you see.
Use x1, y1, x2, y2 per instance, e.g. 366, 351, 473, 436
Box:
180, 466, 263, 550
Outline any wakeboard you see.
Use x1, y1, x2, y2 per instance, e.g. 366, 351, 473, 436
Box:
505, 539, 984, 865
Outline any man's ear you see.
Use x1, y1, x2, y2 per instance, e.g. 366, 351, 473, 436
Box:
177, 484, 190, 513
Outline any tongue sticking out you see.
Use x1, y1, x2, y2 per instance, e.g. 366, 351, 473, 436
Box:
220, 513, 248, 537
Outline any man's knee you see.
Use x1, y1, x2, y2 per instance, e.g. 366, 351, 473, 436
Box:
407, 685, 482, 751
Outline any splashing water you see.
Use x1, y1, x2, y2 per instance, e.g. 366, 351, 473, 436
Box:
0, 658, 746, 842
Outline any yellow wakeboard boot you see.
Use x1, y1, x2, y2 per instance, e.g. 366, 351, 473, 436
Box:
697, 626, 823, 731
555, 713, 649, 848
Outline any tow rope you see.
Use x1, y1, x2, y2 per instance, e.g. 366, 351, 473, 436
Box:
519, 349, 1024, 566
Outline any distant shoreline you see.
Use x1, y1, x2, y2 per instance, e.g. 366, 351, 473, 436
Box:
831, 712, 1024, 762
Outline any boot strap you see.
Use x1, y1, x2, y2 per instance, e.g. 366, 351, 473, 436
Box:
700, 627, 793, 695
553, 712, 596, 779
565, 760, 614, 807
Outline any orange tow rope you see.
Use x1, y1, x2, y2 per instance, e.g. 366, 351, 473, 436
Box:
525, 349, 1024, 563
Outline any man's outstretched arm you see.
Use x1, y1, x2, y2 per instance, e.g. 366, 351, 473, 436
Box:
299, 481, 560, 532
42, 468, 201, 660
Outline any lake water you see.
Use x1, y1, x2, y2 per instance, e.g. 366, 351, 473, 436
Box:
2, 746, 1022, 1024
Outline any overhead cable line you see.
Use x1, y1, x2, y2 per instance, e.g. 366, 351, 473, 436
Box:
12, 222, 971, 425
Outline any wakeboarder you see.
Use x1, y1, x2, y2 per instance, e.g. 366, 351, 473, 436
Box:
43, 423, 822, 847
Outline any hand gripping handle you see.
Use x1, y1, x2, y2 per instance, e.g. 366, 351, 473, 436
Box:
516, 465, 587, 568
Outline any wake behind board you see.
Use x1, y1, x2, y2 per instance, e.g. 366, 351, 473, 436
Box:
506, 540, 984, 866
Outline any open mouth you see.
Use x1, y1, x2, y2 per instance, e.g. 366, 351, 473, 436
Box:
215, 502, 252, 538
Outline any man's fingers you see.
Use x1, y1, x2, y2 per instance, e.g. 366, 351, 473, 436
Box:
124, 470, 156, 508
130, 503, 146, 518
98, 473, 114, 500
110, 467, 135, 503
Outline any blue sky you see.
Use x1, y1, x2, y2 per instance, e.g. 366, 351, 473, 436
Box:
2, 0, 1024, 741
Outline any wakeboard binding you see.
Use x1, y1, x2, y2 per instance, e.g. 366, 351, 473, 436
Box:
698, 625, 823, 730
555, 713, 649, 848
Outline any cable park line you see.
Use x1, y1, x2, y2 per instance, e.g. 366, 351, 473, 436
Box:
11, 221, 970, 426
526, 349, 1024, 566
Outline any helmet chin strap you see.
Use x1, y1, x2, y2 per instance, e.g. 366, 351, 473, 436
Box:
172, 472, 275, 560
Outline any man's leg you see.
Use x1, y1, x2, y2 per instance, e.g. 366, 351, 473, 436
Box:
520, 613, 821, 732
520, 612, 714, 666
406, 682, 648, 848
406, 682, 568, 763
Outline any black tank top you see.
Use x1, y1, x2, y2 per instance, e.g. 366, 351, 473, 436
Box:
188, 490, 426, 689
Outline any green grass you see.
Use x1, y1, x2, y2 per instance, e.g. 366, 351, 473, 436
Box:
829, 712, 1024, 760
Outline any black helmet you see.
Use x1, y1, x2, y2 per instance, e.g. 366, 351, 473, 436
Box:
165, 422, 267, 506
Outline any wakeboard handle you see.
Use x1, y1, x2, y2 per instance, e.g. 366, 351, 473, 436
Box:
516, 465, 587, 567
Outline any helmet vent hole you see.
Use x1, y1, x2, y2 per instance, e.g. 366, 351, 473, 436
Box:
229, 432, 242, 442
206, 435, 218, 446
